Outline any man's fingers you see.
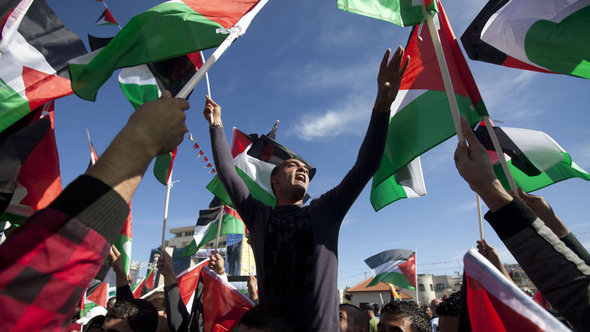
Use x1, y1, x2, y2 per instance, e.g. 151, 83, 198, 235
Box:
174, 98, 190, 111
388, 46, 403, 71
379, 48, 391, 74
454, 141, 468, 165
399, 55, 410, 76
112, 245, 120, 256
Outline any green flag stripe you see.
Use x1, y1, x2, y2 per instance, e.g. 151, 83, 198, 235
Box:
368, 272, 415, 290
114, 234, 132, 274
180, 213, 246, 257
0, 77, 31, 132
374, 90, 482, 185
370, 176, 410, 211
524, 6, 590, 79
337, 0, 437, 27
495, 153, 590, 193
69, 2, 226, 101
119, 82, 159, 110
206, 167, 276, 208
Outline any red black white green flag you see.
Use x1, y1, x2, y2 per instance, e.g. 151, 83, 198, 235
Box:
365, 249, 416, 290
95, 8, 118, 26
461, 0, 590, 79
0, 0, 87, 132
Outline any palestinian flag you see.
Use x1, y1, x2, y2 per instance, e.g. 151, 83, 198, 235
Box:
463, 249, 570, 331
85, 129, 99, 166
389, 283, 401, 300
1, 102, 62, 224
0, 111, 51, 215
69, 0, 267, 101
0, 0, 87, 132
95, 9, 118, 26
461, 0, 590, 79
337, 0, 437, 27
82, 281, 108, 316
370, 156, 426, 211
132, 267, 155, 298
199, 266, 254, 331
371, 0, 488, 211
207, 127, 314, 208
180, 205, 246, 257
177, 258, 209, 309
365, 249, 416, 290
474, 122, 590, 193
117, 51, 203, 185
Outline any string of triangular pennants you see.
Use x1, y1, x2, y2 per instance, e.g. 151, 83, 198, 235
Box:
187, 132, 216, 175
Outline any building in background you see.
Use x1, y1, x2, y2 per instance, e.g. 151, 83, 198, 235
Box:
345, 278, 413, 306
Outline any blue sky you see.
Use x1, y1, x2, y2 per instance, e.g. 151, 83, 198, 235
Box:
47, 0, 590, 290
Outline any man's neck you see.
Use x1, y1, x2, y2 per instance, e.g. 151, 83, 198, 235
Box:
275, 197, 304, 206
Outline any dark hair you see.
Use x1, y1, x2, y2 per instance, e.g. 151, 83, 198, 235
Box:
436, 292, 461, 317
381, 301, 431, 332
147, 291, 166, 311
373, 303, 381, 312
239, 303, 293, 332
340, 304, 370, 330
83, 315, 105, 332
105, 299, 158, 332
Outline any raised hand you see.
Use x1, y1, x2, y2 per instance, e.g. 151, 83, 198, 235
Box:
203, 95, 222, 127
374, 46, 410, 111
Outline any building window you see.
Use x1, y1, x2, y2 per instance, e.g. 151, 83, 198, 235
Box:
430, 284, 433, 291
419, 284, 425, 292
435, 283, 446, 292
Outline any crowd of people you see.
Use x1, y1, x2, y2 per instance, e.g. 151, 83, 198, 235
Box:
0, 44, 589, 332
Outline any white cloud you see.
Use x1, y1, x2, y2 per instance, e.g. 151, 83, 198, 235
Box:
291, 95, 372, 141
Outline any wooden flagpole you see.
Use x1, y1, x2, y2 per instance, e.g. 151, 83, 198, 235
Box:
160, 170, 173, 252
214, 207, 224, 251
476, 194, 484, 240
482, 116, 519, 196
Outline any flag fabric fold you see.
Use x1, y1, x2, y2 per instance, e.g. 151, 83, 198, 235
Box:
0, 0, 87, 132
461, 0, 590, 79
69, 0, 266, 101
365, 249, 416, 290
1, 102, 62, 224
463, 248, 570, 331
474, 123, 590, 193
370, 0, 487, 211
180, 205, 246, 257
177, 259, 210, 309
337, 0, 437, 27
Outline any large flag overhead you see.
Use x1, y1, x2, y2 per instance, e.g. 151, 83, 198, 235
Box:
474, 122, 590, 193
207, 127, 315, 208
462, 0, 590, 79
1, 102, 62, 224
69, 0, 267, 101
0, 0, 87, 132
337, 0, 437, 27
371, 0, 488, 211
180, 205, 246, 257
365, 249, 416, 290
463, 249, 570, 331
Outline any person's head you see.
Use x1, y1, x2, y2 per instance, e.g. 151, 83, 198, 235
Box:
378, 301, 431, 332
104, 299, 158, 332
373, 303, 381, 316
83, 315, 105, 332
147, 292, 169, 332
107, 297, 117, 310
339, 304, 370, 332
430, 298, 441, 318
238, 303, 293, 332
435, 292, 461, 332
359, 303, 376, 319
270, 158, 309, 203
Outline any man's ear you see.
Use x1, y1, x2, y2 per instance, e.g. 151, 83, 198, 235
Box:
270, 174, 278, 185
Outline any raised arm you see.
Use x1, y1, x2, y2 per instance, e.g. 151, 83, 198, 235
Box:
320, 47, 409, 217
204, 97, 256, 216
454, 116, 590, 329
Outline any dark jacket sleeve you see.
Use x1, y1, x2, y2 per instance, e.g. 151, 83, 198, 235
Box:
485, 199, 590, 330
560, 232, 590, 266
0, 175, 129, 330
164, 282, 190, 332
116, 284, 134, 301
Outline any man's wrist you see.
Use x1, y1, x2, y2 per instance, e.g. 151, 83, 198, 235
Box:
210, 122, 223, 128
473, 179, 513, 212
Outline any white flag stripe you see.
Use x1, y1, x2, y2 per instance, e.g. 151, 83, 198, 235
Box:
464, 249, 569, 332
501, 127, 565, 172
373, 259, 407, 276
